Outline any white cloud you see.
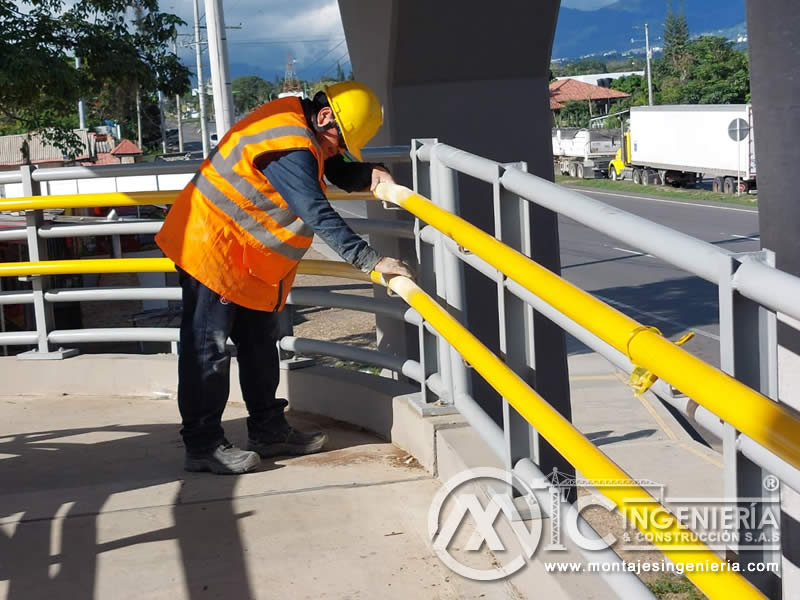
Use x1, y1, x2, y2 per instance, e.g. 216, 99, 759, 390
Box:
165, 0, 348, 81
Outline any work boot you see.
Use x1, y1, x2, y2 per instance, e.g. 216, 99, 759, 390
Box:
248, 421, 328, 458
185, 441, 261, 475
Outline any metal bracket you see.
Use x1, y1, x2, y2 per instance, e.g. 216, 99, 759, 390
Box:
17, 347, 79, 360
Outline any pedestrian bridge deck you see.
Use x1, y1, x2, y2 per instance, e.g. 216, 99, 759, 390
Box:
0, 393, 514, 599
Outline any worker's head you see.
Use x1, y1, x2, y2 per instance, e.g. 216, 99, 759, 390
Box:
310, 81, 383, 161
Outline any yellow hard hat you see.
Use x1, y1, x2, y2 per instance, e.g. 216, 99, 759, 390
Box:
324, 81, 383, 161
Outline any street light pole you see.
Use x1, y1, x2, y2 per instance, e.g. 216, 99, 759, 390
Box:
192, 0, 210, 157
205, 0, 234, 135
173, 38, 185, 153
645, 23, 654, 106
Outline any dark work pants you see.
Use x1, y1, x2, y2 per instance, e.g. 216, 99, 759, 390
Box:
177, 271, 287, 454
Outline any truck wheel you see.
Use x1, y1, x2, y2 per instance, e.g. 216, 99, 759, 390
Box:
712, 177, 724, 193
576, 163, 585, 179
609, 166, 618, 181
723, 177, 736, 194
642, 170, 651, 186
569, 163, 577, 178
632, 168, 642, 185
659, 171, 668, 186
739, 181, 750, 194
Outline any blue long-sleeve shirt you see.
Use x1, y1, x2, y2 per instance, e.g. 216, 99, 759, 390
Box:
261, 150, 382, 272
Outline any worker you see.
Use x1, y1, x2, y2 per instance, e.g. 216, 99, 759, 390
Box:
155, 82, 412, 474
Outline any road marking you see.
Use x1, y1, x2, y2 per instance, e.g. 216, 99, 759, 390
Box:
570, 187, 759, 214
335, 204, 367, 219
637, 391, 678, 441
611, 246, 654, 258
594, 294, 721, 342
569, 374, 620, 382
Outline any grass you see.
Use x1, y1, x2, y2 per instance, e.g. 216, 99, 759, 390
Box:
555, 175, 758, 208
646, 574, 706, 600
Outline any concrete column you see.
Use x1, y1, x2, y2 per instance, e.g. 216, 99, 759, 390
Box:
339, 0, 574, 486
747, 1, 800, 596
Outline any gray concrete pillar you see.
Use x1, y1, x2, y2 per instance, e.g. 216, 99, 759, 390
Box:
748, 1, 800, 596
339, 0, 574, 488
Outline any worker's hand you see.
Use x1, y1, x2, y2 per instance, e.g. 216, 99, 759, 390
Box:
370, 166, 395, 191
374, 256, 414, 280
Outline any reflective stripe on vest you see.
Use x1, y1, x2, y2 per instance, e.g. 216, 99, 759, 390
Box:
197, 117, 321, 261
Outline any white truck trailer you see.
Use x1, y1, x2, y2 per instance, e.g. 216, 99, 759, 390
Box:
608, 105, 756, 193
552, 128, 621, 179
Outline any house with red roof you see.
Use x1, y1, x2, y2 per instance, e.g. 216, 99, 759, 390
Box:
549, 78, 630, 125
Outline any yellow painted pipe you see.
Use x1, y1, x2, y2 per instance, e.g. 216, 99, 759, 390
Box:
0, 191, 178, 212
0, 257, 375, 281
375, 182, 800, 474
378, 273, 762, 599
1, 190, 378, 213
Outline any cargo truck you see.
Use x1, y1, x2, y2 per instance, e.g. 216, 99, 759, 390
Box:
607, 105, 756, 193
552, 128, 621, 179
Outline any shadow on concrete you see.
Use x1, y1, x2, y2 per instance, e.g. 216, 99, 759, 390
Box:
564, 275, 719, 356
0, 412, 374, 599
585, 428, 657, 446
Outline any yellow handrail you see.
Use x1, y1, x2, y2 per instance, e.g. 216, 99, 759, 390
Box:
374, 272, 763, 599
374, 182, 800, 476
0, 257, 372, 280
0, 190, 378, 212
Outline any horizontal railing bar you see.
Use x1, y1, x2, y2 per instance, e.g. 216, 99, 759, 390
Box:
0, 172, 23, 185
360, 145, 412, 162
733, 258, 800, 326
0, 191, 176, 212
48, 328, 179, 344
278, 336, 423, 383
501, 165, 734, 285
428, 142, 503, 183
0, 291, 35, 305
0, 331, 38, 344
39, 221, 162, 238
0, 229, 27, 242
287, 288, 421, 324
45, 287, 181, 303
32, 161, 203, 182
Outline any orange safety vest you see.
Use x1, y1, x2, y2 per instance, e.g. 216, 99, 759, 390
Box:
156, 97, 324, 311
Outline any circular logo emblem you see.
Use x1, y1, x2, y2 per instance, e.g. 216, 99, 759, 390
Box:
428, 467, 543, 581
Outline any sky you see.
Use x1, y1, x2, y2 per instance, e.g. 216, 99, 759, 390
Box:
166, 0, 349, 83
167, 0, 617, 84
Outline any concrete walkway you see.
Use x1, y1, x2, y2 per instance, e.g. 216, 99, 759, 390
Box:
0, 394, 520, 600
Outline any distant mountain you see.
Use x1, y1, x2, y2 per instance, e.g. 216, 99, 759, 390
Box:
553, 0, 746, 60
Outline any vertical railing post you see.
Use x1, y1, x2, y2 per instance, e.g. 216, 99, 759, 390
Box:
429, 144, 471, 407
493, 162, 538, 472
277, 305, 314, 370
18, 166, 77, 360
719, 250, 780, 596
411, 139, 441, 404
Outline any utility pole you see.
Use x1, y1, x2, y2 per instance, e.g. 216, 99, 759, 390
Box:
173, 38, 185, 153
157, 89, 167, 154
193, 0, 210, 157
76, 57, 87, 129
205, 0, 234, 134
135, 89, 143, 149
645, 23, 654, 106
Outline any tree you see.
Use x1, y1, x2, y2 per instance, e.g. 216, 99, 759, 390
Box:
0, 0, 189, 155
660, 0, 691, 82
232, 76, 273, 114
673, 36, 750, 104
552, 58, 608, 78
558, 101, 591, 128
335, 62, 345, 82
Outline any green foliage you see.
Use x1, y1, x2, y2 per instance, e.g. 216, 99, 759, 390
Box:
606, 56, 647, 72
232, 76, 274, 114
559, 100, 591, 127
662, 0, 691, 82
0, 0, 190, 155
552, 58, 608, 78
334, 62, 345, 82
656, 35, 750, 105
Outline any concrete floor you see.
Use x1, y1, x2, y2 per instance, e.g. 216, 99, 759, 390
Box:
0, 395, 513, 600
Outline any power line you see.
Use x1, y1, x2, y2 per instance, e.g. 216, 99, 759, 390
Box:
298, 39, 347, 76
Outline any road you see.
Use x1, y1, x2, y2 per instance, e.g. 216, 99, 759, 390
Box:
329, 187, 760, 368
